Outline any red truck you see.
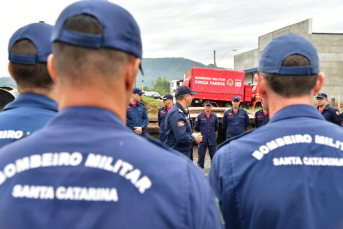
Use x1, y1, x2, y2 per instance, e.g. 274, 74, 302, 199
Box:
182, 67, 261, 109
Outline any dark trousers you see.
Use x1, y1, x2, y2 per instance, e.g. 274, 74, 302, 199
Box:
179, 149, 193, 161
197, 143, 216, 169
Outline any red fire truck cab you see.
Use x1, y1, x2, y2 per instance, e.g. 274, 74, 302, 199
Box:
182, 67, 261, 109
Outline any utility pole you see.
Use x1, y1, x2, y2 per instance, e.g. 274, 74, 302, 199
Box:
216, 48, 237, 68
142, 74, 144, 91
170, 65, 172, 93
169, 63, 186, 93
213, 50, 216, 69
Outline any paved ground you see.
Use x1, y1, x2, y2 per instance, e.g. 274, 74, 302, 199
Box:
192, 145, 212, 176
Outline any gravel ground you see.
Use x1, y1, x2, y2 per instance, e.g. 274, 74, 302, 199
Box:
192, 145, 212, 176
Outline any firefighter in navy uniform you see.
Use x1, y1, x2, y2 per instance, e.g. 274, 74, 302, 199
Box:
164, 86, 202, 159
254, 99, 269, 128
316, 93, 341, 125
0, 2, 224, 229
209, 33, 343, 229
158, 94, 173, 143
223, 96, 249, 139
127, 88, 149, 137
194, 101, 219, 169
0, 22, 58, 148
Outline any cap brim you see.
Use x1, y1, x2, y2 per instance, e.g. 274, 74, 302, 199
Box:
316, 96, 324, 99
139, 92, 145, 95
190, 92, 198, 95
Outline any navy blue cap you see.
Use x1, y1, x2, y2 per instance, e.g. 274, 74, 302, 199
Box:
8, 22, 53, 65
232, 96, 240, 102
133, 88, 144, 95
163, 94, 173, 100
316, 93, 327, 99
175, 86, 197, 97
259, 33, 319, 75
51, 0, 143, 73
204, 101, 212, 106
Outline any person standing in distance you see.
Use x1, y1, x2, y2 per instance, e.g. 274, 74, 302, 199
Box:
164, 86, 202, 159
127, 88, 149, 137
223, 96, 249, 139
194, 101, 219, 169
0, 22, 58, 148
254, 99, 269, 128
158, 93, 173, 143
316, 93, 340, 125
209, 33, 343, 229
0, 1, 224, 229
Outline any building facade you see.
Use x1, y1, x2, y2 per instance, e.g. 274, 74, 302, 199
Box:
234, 19, 343, 107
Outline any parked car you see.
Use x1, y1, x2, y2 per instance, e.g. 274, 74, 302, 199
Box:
143, 91, 154, 97
143, 91, 162, 99
151, 92, 162, 99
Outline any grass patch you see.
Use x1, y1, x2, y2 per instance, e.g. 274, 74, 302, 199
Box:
142, 96, 163, 107
142, 96, 163, 116
149, 134, 159, 139
245, 108, 259, 114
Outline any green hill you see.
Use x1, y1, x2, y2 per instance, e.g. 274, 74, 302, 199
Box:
135, 57, 226, 89
0, 57, 225, 90
0, 77, 17, 89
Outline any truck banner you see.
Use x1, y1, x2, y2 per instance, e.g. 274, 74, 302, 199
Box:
183, 68, 245, 102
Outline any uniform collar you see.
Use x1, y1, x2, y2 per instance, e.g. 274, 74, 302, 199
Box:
261, 109, 268, 115
270, 104, 325, 123
47, 106, 128, 130
129, 102, 142, 107
3, 93, 58, 112
229, 108, 240, 112
176, 102, 187, 114
317, 104, 330, 110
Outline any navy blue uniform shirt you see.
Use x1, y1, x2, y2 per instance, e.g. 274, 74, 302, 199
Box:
318, 104, 340, 125
157, 106, 169, 142
254, 109, 269, 128
126, 102, 149, 137
209, 105, 343, 229
0, 106, 223, 229
164, 102, 195, 158
223, 108, 249, 139
0, 93, 57, 148
194, 112, 219, 146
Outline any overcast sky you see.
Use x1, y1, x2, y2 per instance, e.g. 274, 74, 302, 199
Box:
0, 0, 342, 77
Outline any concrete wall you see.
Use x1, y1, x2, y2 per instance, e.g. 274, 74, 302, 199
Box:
234, 48, 258, 71
235, 19, 313, 68
244, 73, 256, 85
258, 19, 312, 58
310, 33, 343, 104
234, 18, 343, 108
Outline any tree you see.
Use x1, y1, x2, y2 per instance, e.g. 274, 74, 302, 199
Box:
152, 76, 170, 95
143, 86, 149, 91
